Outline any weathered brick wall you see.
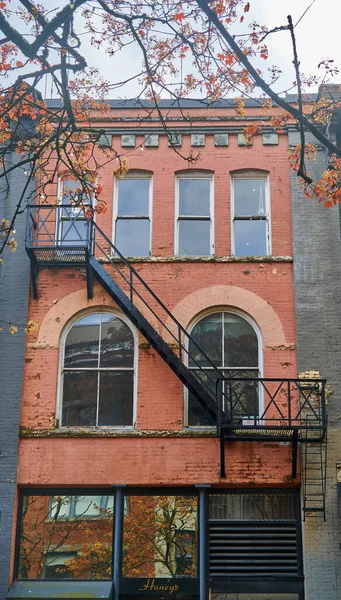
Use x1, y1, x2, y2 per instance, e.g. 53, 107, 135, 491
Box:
0, 152, 32, 597
290, 129, 341, 599
19, 125, 297, 492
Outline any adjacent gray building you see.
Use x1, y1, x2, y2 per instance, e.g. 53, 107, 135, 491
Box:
0, 152, 33, 599
290, 121, 341, 599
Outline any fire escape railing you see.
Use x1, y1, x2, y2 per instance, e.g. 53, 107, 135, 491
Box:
217, 377, 327, 437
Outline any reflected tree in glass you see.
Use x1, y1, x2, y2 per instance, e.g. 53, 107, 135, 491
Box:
122, 495, 197, 579
18, 495, 113, 580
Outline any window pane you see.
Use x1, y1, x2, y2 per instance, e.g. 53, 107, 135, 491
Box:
18, 495, 113, 580
222, 371, 259, 419
100, 316, 134, 368
74, 496, 103, 517
189, 313, 222, 367
234, 179, 266, 216
115, 218, 150, 256
178, 220, 210, 256
188, 393, 216, 427
117, 179, 150, 216
234, 219, 267, 256
60, 218, 89, 246
188, 369, 217, 427
51, 496, 72, 519
65, 316, 100, 368
98, 372, 134, 426
122, 495, 198, 578
44, 552, 77, 579
62, 371, 97, 426
179, 179, 210, 216
224, 314, 258, 367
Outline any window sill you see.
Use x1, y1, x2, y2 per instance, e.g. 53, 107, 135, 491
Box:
20, 427, 217, 438
98, 255, 293, 264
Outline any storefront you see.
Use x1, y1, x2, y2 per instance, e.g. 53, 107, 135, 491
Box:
8, 488, 304, 600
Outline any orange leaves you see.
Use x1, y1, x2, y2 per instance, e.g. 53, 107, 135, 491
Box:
174, 12, 185, 22
244, 2, 250, 11
288, 147, 341, 208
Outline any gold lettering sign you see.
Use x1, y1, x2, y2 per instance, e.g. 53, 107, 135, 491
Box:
139, 578, 180, 594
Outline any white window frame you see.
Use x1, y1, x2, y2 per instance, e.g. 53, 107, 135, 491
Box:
175, 172, 214, 256
230, 171, 271, 257
56, 177, 93, 246
56, 309, 138, 429
184, 309, 263, 428
112, 172, 153, 257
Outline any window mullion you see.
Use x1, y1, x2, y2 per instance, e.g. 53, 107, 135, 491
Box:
96, 316, 102, 426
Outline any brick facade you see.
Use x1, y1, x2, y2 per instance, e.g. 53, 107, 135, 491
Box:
4, 101, 311, 599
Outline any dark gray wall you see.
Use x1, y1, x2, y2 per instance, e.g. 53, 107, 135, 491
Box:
290, 130, 341, 599
0, 153, 32, 597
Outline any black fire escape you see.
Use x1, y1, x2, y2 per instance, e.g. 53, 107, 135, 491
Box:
26, 205, 328, 519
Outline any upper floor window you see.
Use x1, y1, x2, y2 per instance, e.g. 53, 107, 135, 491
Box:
231, 172, 270, 256
57, 178, 91, 246
59, 312, 135, 427
175, 173, 213, 256
187, 311, 259, 426
114, 172, 152, 256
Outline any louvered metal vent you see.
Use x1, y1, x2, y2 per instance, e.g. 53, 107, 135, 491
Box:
209, 521, 298, 577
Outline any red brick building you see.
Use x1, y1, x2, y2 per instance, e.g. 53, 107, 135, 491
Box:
7, 99, 327, 600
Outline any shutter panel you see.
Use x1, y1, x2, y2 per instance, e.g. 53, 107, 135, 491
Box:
209, 521, 298, 577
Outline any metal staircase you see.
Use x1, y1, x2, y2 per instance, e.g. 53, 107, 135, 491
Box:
26, 205, 328, 518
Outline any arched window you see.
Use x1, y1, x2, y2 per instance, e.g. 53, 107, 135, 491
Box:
60, 312, 135, 427
188, 312, 260, 426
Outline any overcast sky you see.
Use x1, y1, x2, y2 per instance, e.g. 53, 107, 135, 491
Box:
6, 0, 341, 99
71, 0, 341, 99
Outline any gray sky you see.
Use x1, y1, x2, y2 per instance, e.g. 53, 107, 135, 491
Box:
74, 0, 341, 99
5, 0, 341, 99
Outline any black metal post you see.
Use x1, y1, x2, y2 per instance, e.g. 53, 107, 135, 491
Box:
195, 485, 211, 600
292, 429, 298, 479
112, 484, 126, 600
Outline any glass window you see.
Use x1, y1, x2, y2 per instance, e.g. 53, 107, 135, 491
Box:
232, 175, 270, 256
122, 495, 198, 579
58, 179, 91, 246
176, 176, 213, 256
18, 494, 113, 580
115, 176, 151, 256
188, 312, 259, 426
61, 313, 135, 427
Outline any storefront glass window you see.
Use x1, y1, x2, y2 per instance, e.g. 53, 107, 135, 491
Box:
122, 495, 198, 578
18, 495, 113, 580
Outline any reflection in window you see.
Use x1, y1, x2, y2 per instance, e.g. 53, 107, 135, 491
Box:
122, 495, 198, 579
18, 495, 113, 580
232, 175, 270, 256
176, 175, 213, 256
115, 175, 151, 256
61, 313, 135, 427
188, 312, 259, 426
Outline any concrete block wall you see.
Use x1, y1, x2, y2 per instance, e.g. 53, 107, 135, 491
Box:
0, 153, 32, 597
290, 130, 341, 599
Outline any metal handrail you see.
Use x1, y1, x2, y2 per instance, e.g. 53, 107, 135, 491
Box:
217, 377, 327, 431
